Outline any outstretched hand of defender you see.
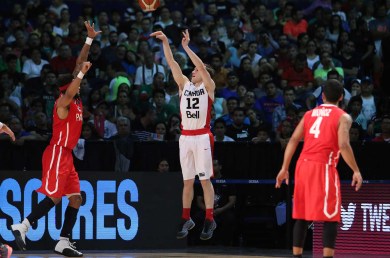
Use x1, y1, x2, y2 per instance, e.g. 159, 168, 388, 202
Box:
275, 168, 289, 188
181, 29, 190, 47
150, 31, 168, 43
351, 171, 363, 191
84, 21, 101, 38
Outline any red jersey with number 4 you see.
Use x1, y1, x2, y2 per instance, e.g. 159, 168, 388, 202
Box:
300, 104, 346, 166
50, 96, 83, 149
293, 104, 346, 222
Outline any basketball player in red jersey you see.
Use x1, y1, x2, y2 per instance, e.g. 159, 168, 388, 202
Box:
150, 29, 217, 240
275, 79, 363, 258
11, 21, 99, 257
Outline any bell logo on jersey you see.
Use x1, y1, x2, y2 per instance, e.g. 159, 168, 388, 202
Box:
186, 111, 199, 119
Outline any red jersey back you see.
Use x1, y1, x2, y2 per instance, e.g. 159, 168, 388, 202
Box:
50, 96, 83, 149
300, 104, 346, 166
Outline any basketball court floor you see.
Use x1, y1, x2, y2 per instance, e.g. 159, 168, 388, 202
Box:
9, 247, 390, 258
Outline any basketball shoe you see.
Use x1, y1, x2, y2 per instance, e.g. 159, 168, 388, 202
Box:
200, 219, 217, 240
11, 222, 29, 251
176, 218, 195, 239
54, 237, 83, 257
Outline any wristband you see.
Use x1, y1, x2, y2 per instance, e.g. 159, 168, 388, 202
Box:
85, 37, 93, 45
0, 122, 3, 129
77, 71, 85, 79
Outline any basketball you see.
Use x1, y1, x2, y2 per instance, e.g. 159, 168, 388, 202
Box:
138, 0, 160, 12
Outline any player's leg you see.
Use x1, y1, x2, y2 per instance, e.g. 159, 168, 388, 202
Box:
196, 133, 216, 240
177, 136, 196, 239
322, 221, 338, 258
0, 242, 13, 258
54, 168, 83, 257
292, 219, 311, 257
11, 146, 62, 251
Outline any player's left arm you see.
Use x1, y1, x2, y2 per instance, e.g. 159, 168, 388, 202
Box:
72, 21, 101, 77
181, 29, 215, 99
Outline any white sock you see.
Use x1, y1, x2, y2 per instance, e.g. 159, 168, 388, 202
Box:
59, 237, 69, 241
22, 218, 31, 228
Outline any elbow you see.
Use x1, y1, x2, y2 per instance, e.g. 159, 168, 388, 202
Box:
338, 141, 350, 151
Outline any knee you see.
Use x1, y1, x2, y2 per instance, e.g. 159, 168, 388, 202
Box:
68, 195, 83, 208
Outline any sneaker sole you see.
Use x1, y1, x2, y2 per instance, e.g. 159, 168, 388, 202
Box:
176, 221, 195, 239
199, 222, 217, 240
54, 250, 83, 257
11, 229, 26, 251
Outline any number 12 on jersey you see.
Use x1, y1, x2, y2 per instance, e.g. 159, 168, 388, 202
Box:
309, 117, 323, 138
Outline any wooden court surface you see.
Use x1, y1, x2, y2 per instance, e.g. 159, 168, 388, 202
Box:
9, 247, 390, 258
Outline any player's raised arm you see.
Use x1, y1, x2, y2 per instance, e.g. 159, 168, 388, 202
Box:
72, 21, 101, 77
181, 29, 215, 97
150, 31, 188, 91
338, 114, 363, 191
57, 62, 92, 111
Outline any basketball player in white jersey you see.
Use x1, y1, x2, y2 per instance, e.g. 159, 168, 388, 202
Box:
150, 29, 217, 240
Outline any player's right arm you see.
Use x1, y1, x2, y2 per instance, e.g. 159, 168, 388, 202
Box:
338, 113, 363, 191
276, 117, 305, 188
150, 31, 188, 92
57, 62, 92, 118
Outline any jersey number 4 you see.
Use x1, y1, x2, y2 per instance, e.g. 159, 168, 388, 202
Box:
309, 117, 323, 138
186, 98, 199, 109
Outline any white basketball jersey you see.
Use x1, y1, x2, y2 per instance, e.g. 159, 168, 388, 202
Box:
180, 82, 212, 130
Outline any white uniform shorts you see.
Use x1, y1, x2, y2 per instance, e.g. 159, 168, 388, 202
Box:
179, 133, 214, 180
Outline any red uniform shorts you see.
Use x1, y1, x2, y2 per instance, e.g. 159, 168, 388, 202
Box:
36, 144, 80, 198
293, 158, 341, 222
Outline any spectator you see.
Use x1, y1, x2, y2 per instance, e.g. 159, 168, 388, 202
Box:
220, 97, 250, 126
50, 44, 77, 75
360, 76, 377, 122
225, 107, 250, 142
371, 115, 390, 142
252, 126, 273, 143
157, 158, 170, 173
314, 51, 344, 86
218, 71, 240, 100
347, 95, 368, 131
210, 54, 231, 90
166, 113, 181, 141
349, 122, 364, 143
112, 90, 136, 122
213, 118, 234, 142
256, 80, 284, 126
89, 101, 117, 140
22, 48, 49, 81
308, 70, 351, 110
152, 89, 176, 124
132, 104, 157, 141
281, 53, 314, 104
272, 87, 301, 133
283, 8, 308, 42
110, 116, 138, 172
150, 121, 167, 141
237, 57, 257, 90
240, 41, 262, 68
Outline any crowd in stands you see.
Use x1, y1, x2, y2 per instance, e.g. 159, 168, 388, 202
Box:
1, 0, 390, 150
